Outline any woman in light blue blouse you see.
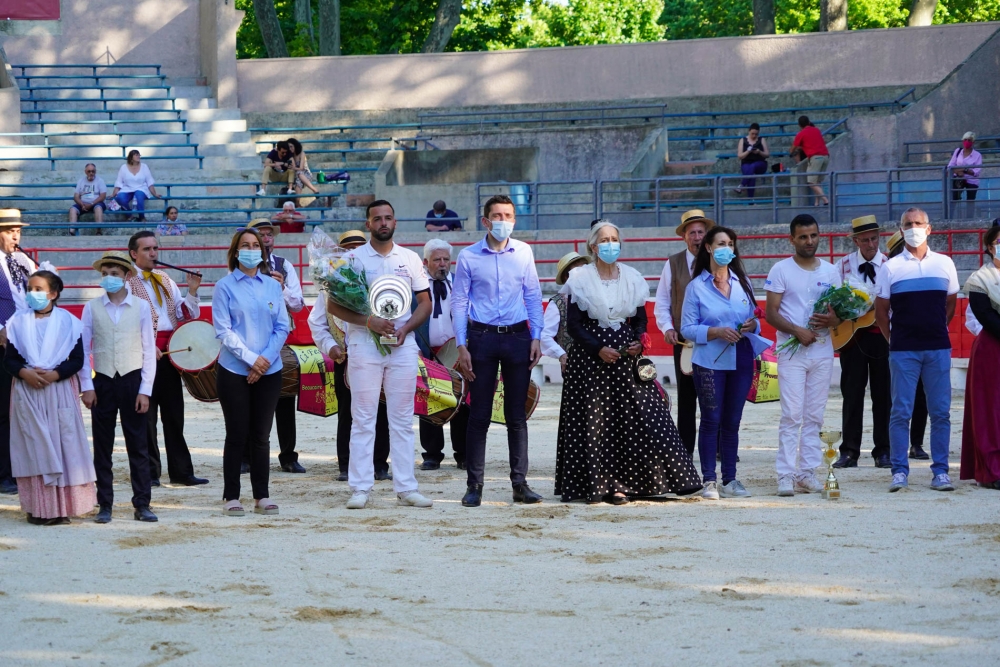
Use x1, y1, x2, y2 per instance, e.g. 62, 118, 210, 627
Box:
213, 228, 290, 517
680, 226, 771, 500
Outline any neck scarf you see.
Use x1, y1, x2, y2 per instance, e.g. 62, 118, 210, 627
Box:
431, 277, 450, 318
966, 262, 1000, 315
6, 307, 81, 371
6, 253, 27, 293
561, 263, 648, 331
858, 261, 877, 284
142, 269, 165, 306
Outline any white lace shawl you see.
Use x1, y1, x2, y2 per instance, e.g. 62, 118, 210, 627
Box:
6, 307, 82, 371
560, 262, 649, 331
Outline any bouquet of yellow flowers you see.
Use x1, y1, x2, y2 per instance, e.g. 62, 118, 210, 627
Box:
777, 279, 874, 357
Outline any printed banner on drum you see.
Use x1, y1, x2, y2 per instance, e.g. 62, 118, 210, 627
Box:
289, 345, 338, 417
416, 357, 461, 418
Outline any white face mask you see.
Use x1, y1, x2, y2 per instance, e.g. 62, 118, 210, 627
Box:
489, 220, 514, 242
903, 226, 928, 247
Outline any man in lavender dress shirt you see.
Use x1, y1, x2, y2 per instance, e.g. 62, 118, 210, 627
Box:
451, 194, 544, 507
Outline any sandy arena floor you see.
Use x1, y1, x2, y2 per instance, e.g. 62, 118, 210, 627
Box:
1, 382, 998, 666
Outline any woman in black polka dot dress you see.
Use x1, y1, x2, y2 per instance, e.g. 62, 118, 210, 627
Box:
555, 221, 703, 504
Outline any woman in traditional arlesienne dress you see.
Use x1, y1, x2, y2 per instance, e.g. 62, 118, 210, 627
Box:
555, 220, 702, 505
6, 270, 95, 525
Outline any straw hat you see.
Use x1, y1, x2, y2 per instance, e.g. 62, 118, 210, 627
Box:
0, 209, 27, 228
887, 231, 903, 254
92, 250, 135, 276
555, 251, 590, 286
338, 229, 367, 249
248, 218, 277, 235
850, 215, 880, 237
675, 209, 715, 237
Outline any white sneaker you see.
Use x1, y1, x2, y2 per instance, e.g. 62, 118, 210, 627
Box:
346, 490, 369, 509
719, 480, 751, 498
256, 187, 266, 196
795, 474, 824, 494
397, 491, 433, 508
701, 481, 719, 500
777, 475, 795, 497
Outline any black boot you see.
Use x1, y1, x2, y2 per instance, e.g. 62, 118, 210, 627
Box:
462, 484, 483, 507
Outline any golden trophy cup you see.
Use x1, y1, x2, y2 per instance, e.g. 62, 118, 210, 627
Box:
818, 430, 842, 500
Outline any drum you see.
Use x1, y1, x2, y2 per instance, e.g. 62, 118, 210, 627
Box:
342, 355, 467, 425
169, 320, 221, 402
679, 340, 694, 376
433, 338, 459, 369
279, 346, 301, 398
477, 375, 542, 425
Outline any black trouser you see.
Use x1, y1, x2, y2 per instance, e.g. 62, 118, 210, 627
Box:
147, 355, 194, 481
465, 323, 531, 487
0, 366, 12, 484
420, 403, 469, 465
219, 366, 281, 501
334, 358, 389, 474
244, 395, 299, 467
838, 331, 891, 460
92, 370, 151, 508
952, 180, 979, 200
673, 340, 697, 456
911, 377, 928, 449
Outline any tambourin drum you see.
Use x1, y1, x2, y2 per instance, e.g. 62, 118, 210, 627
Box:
434, 337, 459, 369
679, 341, 694, 376
486, 377, 541, 425
279, 346, 301, 398
169, 320, 222, 403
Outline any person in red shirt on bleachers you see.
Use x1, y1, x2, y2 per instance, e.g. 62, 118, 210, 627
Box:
792, 116, 830, 206
270, 201, 307, 233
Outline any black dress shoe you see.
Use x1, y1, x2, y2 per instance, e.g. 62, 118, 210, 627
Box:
605, 494, 630, 505
874, 454, 892, 469
0, 477, 18, 494
281, 461, 307, 473
95, 505, 113, 524
27, 514, 46, 525
240, 462, 251, 474
512, 483, 543, 504
169, 475, 209, 486
44, 517, 70, 526
420, 460, 441, 471
456, 460, 466, 470
462, 484, 483, 507
374, 469, 393, 481
832, 454, 857, 469
150, 478, 160, 487
133, 506, 159, 522
336, 471, 348, 482
909, 446, 930, 460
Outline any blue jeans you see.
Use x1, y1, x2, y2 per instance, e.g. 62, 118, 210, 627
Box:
115, 190, 148, 219
889, 349, 951, 477
692, 338, 755, 483
464, 324, 532, 487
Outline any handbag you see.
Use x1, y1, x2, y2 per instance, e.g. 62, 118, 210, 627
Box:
746, 343, 780, 404
634, 356, 657, 383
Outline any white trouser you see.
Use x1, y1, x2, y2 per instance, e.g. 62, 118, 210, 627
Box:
776, 353, 834, 479
346, 342, 419, 494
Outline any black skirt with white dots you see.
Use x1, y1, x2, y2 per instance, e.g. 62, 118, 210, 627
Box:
555, 320, 703, 503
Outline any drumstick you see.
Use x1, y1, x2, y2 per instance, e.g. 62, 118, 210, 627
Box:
154, 260, 202, 277
162, 346, 192, 355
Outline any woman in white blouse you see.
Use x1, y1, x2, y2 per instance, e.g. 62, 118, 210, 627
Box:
111, 150, 160, 222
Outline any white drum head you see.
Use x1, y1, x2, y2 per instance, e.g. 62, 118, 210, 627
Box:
169, 320, 221, 372
679, 341, 694, 376
435, 338, 458, 368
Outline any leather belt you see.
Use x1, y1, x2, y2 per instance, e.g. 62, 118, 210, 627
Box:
468, 320, 528, 334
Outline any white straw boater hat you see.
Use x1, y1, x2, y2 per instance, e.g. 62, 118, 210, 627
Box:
0, 209, 28, 228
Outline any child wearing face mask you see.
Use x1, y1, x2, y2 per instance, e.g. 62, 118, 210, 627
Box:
5, 270, 95, 525
79, 251, 159, 524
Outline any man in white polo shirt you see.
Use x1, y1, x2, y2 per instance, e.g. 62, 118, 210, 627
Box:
874, 207, 959, 492
765, 214, 842, 497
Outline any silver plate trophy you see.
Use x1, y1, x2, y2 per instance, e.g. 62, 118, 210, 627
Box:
369, 274, 412, 345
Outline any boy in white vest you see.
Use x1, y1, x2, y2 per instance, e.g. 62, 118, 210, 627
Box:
80, 251, 158, 523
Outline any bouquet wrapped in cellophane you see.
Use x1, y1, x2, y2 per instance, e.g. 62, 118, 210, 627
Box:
777, 278, 874, 357
307, 228, 390, 356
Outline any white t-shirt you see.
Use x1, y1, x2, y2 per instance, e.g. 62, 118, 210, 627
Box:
75, 176, 107, 204
764, 257, 840, 359
114, 163, 155, 196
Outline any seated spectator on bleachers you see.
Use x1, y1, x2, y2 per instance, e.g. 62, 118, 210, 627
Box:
949, 131, 983, 201
257, 140, 295, 197
792, 116, 830, 206
736, 123, 770, 198
156, 206, 187, 237
287, 138, 321, 196
425, 200, 461, 231
110, 150, 160, 222
270, 201, 307, 233
68, 163, 106, 236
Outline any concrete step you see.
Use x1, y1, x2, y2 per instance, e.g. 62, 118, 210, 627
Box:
20, 88, 173, 101
190, 130, 252, 144
185, 119, 247, 133
27, 134, 194, 146
183, 108, 241, 122
169, 86, 213, 99
175, 97, 216, 110
202, 156, 262, 171
197, 143, 260, 157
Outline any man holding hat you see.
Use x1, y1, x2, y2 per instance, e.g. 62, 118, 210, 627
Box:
80, 251, 158, 523
306, 229, 391, 482
0, 210, 36, 494
833, 215, 891, 469
541, 251, 590, 374
247, 219, 306, 473
654, 209, 714, 456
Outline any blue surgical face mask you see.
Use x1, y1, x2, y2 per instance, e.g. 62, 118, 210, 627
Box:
100, 275, 125, 294
489, 220, 514, 242
597, 242, 621, 264
238, 249, 263, 269
26, 291, 50, 311
713, 247, 735, 266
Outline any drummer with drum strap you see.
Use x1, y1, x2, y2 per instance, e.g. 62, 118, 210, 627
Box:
80, 251, 158, 524
127, 231, 208, 487
413, 239, 469, 471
